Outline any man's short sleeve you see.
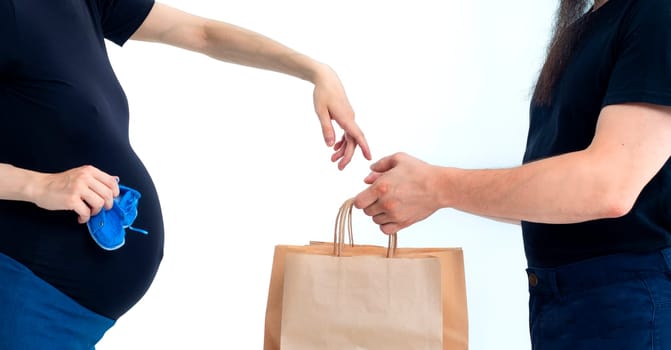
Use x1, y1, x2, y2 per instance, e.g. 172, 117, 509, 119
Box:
98, 0, 155, 46
603, 0, 671, 107
0, 0, 16, 73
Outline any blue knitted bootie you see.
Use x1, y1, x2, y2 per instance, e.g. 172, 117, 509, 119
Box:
87, 184, 148, 251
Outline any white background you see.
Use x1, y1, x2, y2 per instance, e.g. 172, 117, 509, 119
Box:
99, 1, 556, 349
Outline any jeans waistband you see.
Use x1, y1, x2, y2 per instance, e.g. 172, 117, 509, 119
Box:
526, 247, 671, 297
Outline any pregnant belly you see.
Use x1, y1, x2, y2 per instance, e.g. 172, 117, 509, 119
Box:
0, 154, 165, 320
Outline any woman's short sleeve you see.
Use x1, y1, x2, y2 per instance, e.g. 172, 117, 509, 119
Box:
603, 0, 671, 107
0, 0, 16, 73
99, 0, 155, 46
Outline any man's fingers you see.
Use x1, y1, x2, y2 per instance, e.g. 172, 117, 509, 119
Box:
370, 153, 402, 173
380, 223, 399, 235
364, 172, 383, 185
364, 204, 384, 217
354, 187, 378, 210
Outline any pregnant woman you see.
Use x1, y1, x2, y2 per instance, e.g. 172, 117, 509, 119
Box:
0, 0, 371, 348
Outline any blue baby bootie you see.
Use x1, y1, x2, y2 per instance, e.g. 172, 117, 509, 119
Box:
87, 184, 149, 251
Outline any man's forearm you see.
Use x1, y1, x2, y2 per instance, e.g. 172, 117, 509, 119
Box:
438, 150, 635, 224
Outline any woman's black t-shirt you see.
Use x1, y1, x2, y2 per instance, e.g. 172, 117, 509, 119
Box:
523, 0, 671, 268
0, 0, 163, 320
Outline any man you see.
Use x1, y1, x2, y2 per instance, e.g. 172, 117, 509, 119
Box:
354, 0, 671, 348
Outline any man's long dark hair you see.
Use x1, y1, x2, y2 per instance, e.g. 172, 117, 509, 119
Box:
533, 0, 592, 105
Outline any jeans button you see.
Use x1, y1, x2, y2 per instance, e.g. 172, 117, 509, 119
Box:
528, 273, 539, 287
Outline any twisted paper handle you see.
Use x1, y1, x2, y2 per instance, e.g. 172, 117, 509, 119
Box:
333, 198, 397, 258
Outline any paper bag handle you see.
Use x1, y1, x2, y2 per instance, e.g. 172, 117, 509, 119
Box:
333, 198, 398, 258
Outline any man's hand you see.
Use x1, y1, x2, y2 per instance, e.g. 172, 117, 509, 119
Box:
354, 153, 441, 234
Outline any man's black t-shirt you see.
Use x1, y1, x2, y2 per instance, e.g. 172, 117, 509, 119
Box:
523, 0, 671, 267
0, 0, 163, 319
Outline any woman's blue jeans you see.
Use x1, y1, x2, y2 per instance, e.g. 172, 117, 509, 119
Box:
527, 247, 671, 350
0, 252, 115, 349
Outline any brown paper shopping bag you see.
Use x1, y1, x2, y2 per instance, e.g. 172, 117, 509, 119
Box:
264, 198, 468, 350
